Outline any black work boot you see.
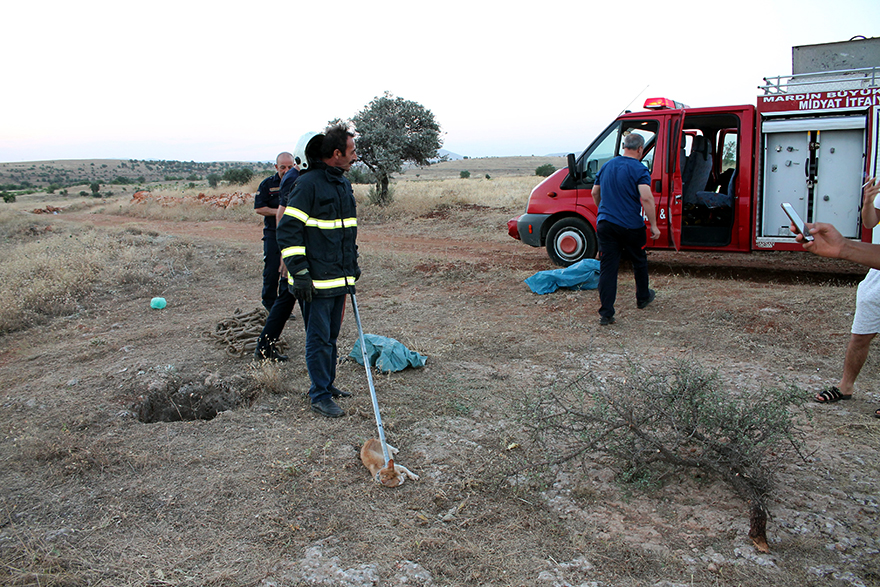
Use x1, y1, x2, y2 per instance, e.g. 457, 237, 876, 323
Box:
311, 398, 344, 418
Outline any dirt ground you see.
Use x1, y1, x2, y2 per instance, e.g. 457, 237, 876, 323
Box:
1, 203, 879, 587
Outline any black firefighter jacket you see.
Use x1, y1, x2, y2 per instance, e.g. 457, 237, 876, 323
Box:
276, 163, 359, 297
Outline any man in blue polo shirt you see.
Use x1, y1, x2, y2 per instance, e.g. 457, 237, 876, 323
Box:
591, 132, 660, 326
254, 152, 297, 312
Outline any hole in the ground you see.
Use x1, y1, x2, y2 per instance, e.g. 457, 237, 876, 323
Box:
133, 381, 249, 423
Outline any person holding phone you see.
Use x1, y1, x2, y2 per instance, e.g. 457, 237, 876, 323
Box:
795, 178, 880, 418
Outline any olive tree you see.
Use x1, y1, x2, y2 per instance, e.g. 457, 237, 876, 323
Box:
350, 92, 442, 206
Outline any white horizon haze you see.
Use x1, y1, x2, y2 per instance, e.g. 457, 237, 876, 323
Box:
1, 0, 876, 163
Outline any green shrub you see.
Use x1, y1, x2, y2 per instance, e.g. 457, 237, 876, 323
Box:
519, 358, 807, 551
222, 168, 254, 185
89, 182, 100, 194
460, 170, 470, 179
2, 192, 14, 203
207, 174, 220, 188
535, 164, 556, 177
367, 184, 395, 206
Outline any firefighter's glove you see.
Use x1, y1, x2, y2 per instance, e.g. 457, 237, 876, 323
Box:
292, 270, 315, 303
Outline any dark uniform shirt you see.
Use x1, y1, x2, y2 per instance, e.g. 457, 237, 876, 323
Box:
254, 173, 283, 232
279, 168, 300, 208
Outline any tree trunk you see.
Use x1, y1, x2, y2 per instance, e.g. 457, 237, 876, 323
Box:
375, 172, 391, 206
748, 501, 770, 553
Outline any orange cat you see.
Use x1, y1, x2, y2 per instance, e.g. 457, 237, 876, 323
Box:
360, 438, 419, 488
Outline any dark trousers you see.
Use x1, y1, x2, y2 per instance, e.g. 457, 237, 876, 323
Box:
256, 279, 296, 352
300, 295, 346, 403
597, 220, 650, 319
261, 233, 281, 312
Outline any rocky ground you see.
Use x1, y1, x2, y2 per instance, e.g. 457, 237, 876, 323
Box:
1, 204, 879, 586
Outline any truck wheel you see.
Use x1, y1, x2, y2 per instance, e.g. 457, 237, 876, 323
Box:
546, 218, 597, 266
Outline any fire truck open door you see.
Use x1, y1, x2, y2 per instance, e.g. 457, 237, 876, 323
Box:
666, 112, 684, 250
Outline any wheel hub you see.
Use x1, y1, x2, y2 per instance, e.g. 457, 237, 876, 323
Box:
559, 232, 582, 256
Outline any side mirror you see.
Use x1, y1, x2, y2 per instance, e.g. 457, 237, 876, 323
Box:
586, 159, 599, 181
567, 153, 577, 180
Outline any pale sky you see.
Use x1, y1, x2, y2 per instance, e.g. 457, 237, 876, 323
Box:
1, 0, 877, 163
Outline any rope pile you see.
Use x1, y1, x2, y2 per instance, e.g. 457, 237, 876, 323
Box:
208, 307, 287, 357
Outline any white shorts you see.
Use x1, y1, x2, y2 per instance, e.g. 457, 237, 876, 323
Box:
852, 269, 880, 335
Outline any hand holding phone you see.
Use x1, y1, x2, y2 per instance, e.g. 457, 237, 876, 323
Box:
781, 202, 813, 241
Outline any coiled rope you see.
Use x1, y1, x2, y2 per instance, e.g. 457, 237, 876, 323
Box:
208, 307, 288, 357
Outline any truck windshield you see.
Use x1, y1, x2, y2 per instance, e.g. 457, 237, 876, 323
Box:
580, 120, 658, 183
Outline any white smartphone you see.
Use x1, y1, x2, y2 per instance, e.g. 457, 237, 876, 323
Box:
781, 202, 813, 241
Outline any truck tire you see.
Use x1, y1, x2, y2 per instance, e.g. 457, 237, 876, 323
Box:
546, 217, 597, 266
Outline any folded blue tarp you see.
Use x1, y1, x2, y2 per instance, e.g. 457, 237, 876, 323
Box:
525, 258, 601, 295
350, 334, 428, 373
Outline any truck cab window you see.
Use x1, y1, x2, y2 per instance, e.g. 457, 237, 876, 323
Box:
620, 123, 658, 172
581, 124, 620, 183
580, 120, 658, 183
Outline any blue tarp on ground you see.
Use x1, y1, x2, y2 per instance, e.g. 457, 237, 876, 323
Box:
349, 334, 428, 373
524, 258, 601, 295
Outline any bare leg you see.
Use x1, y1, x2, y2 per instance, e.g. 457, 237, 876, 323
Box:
836, 333, 877, 396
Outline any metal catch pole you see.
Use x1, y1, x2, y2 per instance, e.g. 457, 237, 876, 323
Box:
350, 292, 391, 466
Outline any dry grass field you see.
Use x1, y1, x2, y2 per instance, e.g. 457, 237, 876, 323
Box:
1, 164, 879, 587
398, 156, 567, 181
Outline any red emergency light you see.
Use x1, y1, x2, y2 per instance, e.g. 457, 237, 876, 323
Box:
643, 97, 688, 110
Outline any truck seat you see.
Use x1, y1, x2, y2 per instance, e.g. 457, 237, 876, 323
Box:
690, 167, 736, 208
681, 135, 713, 205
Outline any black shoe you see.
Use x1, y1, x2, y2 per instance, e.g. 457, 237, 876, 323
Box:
637, 289, 656, 309
599, 315, 616, 326
253, 347, 289, 362
330, 387, 352, 398
311, 398, 344, 418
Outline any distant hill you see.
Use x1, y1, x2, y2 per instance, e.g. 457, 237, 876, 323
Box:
0, 155, 569, 192
436, 149, 464, 161
0, 159, 273, 190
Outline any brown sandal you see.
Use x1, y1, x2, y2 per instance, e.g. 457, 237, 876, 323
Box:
815, 386, 853, 403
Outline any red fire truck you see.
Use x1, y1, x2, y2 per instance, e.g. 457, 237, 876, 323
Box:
508, 40, 880, 266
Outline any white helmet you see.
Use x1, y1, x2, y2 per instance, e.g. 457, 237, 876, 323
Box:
293, 131, 324, 170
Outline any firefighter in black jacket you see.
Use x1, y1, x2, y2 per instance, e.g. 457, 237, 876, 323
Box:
276, 124, 359, 418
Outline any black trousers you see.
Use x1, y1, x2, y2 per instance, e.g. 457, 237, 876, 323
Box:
597, 220, 651, 319
256, 279, 296, 352
261, 233, 281, 312
300, 295, 346, 403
